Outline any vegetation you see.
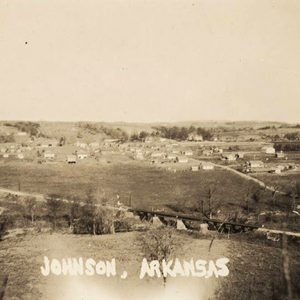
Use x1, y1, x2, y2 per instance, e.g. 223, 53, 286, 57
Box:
45, 194, 64, 230
152, 126, 213, 141
0, 216, 8, 240
284, 132, 300, 141
0, 134, 15, 143
79, 123, 129, 141
275, 141, 300, 152
138, 227, 176, 284
4, 121, 40, 136
130, 131, 150, 142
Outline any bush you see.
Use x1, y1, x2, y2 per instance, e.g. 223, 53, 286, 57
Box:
0, 216, 8, 240
73, 206, 114, 235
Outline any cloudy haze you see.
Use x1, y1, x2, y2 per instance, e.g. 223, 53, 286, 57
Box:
0, 0, 299, 123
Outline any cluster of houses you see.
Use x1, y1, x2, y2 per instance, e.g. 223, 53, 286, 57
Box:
0, 137, 115, 164
243, 160, 296, 174
0, 133, 298, 176
191, 162, 215, 171
149, 149, 194, 164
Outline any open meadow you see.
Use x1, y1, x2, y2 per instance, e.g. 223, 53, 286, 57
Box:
0, 161, 276, 214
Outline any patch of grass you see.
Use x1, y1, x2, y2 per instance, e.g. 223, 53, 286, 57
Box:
215, 233, 300, 300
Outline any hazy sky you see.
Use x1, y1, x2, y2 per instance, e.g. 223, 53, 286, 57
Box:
0, 0, 299, 123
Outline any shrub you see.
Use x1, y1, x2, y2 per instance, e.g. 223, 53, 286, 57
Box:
0, 216, 8, 240
73, 206, 114, 235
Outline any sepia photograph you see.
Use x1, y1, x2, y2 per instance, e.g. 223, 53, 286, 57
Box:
0, 0, 299, 299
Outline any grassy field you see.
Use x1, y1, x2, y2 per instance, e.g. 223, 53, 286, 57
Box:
0, 161, 274, 214
216, 233, 300, 300
0, 230, 229, 300
252, 172, 300, 194
0, 229, 299, 300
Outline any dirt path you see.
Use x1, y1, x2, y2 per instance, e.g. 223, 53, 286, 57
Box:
192, 158, 287, 195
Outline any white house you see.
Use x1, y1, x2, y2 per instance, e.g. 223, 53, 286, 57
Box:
17, 153, 24, 159
44, 152, 55, 160
191, 165, 199, 171
75, 141, 87, 149
203, 149, 213, 156
177, 157, 188, 163
236, 152, 245, 159
222, 153, 236, 161
167, 154, 177, 160
39, 139, 58, 148
187, 133, 203, 142
262, 146, 275, 154
135, 153, 144, 160
17, 132, 27, 136
249, 160, 264, 168
3, 153, 9, 158
151, 152, 165, 158
67, 155, 77, 164
77, 153, 88, 160
275, 151, 285, 158
201, 162, 215, 170
184, 150, 193, 156
89, 142, 100, 148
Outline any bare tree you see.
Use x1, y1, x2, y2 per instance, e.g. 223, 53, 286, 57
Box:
24, 197, 37, 224
138, 227, 175, 285
271, 185, 279, 210
206, 186, 217, 219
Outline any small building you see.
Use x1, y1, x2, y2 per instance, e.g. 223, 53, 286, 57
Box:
3, 153, 9, 158
177, 157, 188, 163
201, 162, 215, 170
44, 152, 55, 160
145, 137, 155, 143
77, 153, 88, 160
67, 155, 77, 164
151, 152, 165, 158
167, 154, 177, 160
236, 152, 245, 159
47, 139, 58, 147
75, 141, 87, 149
89, 142, 100, 148
187, 133, 203, 142
249, 160, 264, 168
135, 153, 144, 160
222, 153, 236, 161
203, 149, 213, 156
262, 146, 275, 154
17, 153, 24, 159
184, 150, 193, 156
17, 132, 27, 136
275, 151, 285, 158
191, 165, 199, 171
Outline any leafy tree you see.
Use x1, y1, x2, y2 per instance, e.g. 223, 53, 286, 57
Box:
284, 132, 300, 141
46, 194, 64, 230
